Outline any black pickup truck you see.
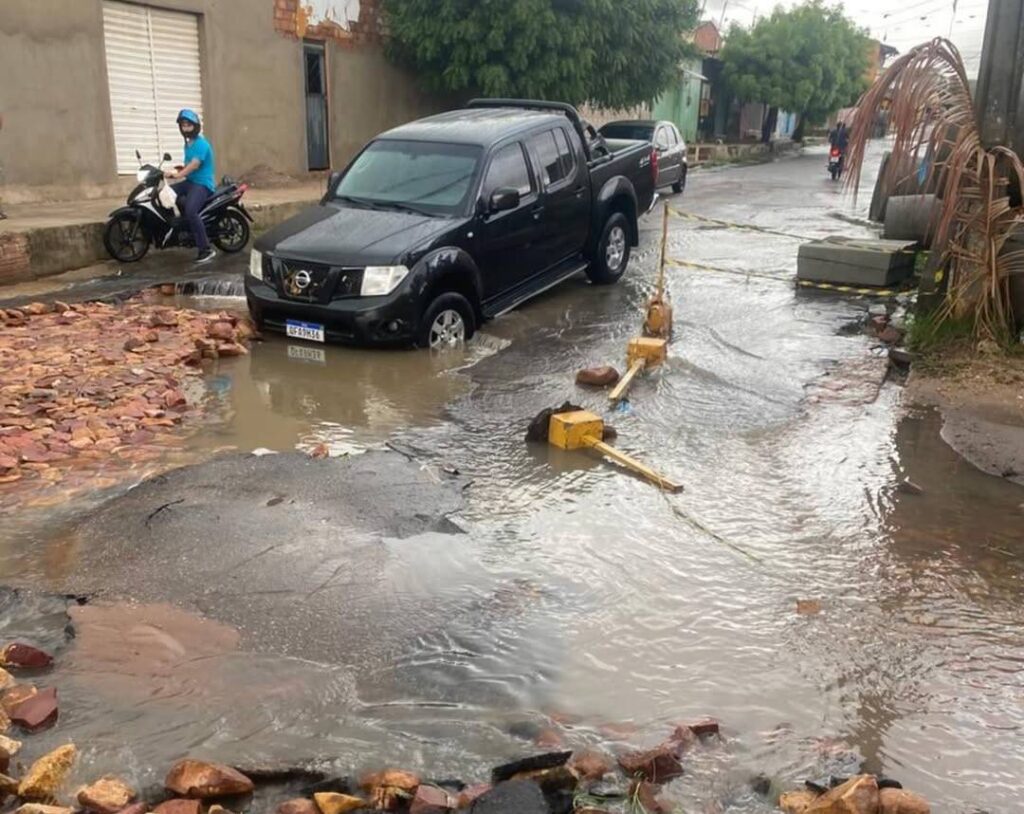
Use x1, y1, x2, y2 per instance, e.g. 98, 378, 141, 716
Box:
245, 99, 657, 348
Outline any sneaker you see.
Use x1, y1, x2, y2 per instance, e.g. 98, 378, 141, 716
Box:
195, 248, 217, 265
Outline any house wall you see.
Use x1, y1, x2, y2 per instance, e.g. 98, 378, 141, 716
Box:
0, 0, 444, 202
652, 58, 704, 143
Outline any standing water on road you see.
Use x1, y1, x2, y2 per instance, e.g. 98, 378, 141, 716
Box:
1, 145, 1021, 813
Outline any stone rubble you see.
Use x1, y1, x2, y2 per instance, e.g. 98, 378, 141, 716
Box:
0, 295, 256, 512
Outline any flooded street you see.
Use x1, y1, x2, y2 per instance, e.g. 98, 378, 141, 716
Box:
2, 146, 1022, 813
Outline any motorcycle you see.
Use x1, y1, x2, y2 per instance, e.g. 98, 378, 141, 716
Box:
827, 145, 844, 181
103, 149, 253, 262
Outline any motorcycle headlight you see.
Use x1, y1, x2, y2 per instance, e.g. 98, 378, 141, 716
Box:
361, 265, 409, 297
249, 249, 264, 281
136, 169, 149, 183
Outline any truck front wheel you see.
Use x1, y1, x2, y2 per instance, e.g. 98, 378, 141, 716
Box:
417, 292, 476, 350
587, 212, 631, 285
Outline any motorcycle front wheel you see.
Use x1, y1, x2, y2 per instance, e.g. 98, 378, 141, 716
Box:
213, 209, 250, 253
103, 212, 151, 262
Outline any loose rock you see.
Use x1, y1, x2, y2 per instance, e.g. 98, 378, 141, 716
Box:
456, 784, 490, 808
0, 772, 19, 797
312, 793, 365, 814
533, 728, 564, 749
77, 776, 136, 814
18, 743, 78, 800
796, 599, 823, 616
631, 780, 671, 814
1, 643, 53, 669
780, 789, 820, 813
617, 742, 684, 783
576, 366, 621, 387
16, 805, 73, 814
276, 800, 319, 814
879, 788, 930, 814
359, 769, 420, 810
152, 801, 200, 814
685, 717, 721, 737
568, 750, 613, 781
164, 759, 254, 798
207, 323, 236, 342
805, 774, 879, 814
115, 803, 149, 814
409, 785, 453, 813
9, 686, 58, 731
0, 734, 20, 758
0, 669, 15, 690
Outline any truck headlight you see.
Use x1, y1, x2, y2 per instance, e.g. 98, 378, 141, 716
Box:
361, 265, 409, 296
249, 249, 264, 281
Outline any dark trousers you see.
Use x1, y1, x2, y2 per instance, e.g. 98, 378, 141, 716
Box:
172, 180, 212, 252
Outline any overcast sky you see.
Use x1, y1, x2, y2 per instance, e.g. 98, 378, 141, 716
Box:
701, 0, 990, 76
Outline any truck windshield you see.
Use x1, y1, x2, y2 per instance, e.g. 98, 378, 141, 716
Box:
333, 140, 482, 216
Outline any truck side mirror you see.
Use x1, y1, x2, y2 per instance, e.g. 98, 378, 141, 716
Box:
489, 187, 520, 213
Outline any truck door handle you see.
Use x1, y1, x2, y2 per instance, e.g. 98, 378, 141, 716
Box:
532, 205, 545, 221
574, 187, 585, 198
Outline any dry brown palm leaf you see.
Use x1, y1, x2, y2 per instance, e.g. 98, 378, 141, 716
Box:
845, 37, 1024, 343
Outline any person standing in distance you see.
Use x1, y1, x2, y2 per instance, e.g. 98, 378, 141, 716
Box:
165, 109, 217, 264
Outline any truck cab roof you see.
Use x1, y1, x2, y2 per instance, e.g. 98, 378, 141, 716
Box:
378, 107, 574, 147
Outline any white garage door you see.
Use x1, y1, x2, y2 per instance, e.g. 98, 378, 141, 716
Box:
102, 1, 204, 174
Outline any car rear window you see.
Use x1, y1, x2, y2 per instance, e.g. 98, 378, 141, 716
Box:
599, 125, 655, 142
334, 139, 482, 215
483, 142, 534, 199
530, 129, 571, 187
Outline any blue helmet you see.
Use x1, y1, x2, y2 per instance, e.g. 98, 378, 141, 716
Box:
177, 108, 201, 137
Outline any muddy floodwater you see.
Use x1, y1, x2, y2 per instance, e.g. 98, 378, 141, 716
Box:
1, 145, 1022, 813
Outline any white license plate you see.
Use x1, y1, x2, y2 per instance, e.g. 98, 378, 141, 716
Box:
288, 344, 326, 364
285, 319, 325, 343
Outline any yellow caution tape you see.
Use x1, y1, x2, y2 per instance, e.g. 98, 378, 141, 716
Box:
667, 257, 904, 298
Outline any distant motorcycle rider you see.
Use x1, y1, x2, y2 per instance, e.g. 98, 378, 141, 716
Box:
829, 121, 849, 151
164, 109, 217, 264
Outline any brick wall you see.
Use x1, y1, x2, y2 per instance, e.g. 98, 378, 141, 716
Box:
0, 233, 31, 285
274, 0, 383, 45
273, 0, 299, 37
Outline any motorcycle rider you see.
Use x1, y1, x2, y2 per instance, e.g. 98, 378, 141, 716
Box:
164, 109, 217, 264
829, 121, 849, 151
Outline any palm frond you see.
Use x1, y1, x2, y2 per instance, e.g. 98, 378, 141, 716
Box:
844, 37, 1024, 342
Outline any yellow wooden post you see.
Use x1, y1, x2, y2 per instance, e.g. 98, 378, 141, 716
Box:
644, 203, 673, 338
547, 410, 683, 492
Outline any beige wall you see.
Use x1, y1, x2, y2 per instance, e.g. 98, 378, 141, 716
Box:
0, 1, 116, 193
579, 104, 653, 129
0, 0, 445, 202
325, 44, 448, 170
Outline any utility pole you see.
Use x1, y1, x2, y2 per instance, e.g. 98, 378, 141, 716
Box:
717, 0, 729, 31
974, 0, 1024, 153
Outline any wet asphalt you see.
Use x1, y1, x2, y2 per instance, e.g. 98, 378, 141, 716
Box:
3, 145, 1023, 813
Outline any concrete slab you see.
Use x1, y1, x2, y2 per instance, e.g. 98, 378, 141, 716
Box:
798, 236, 917, 287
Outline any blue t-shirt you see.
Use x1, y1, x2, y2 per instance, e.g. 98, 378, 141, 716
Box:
184, 135, 216, 192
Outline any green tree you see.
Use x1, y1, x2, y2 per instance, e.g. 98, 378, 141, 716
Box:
380, 0, 700, 109
720, 1, 870, 140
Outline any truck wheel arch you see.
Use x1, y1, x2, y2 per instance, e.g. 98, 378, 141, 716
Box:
593, 178, 640, 247
414, 248, 485, 322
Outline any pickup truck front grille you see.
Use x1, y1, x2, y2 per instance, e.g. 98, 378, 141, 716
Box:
276, 260, 363, 302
